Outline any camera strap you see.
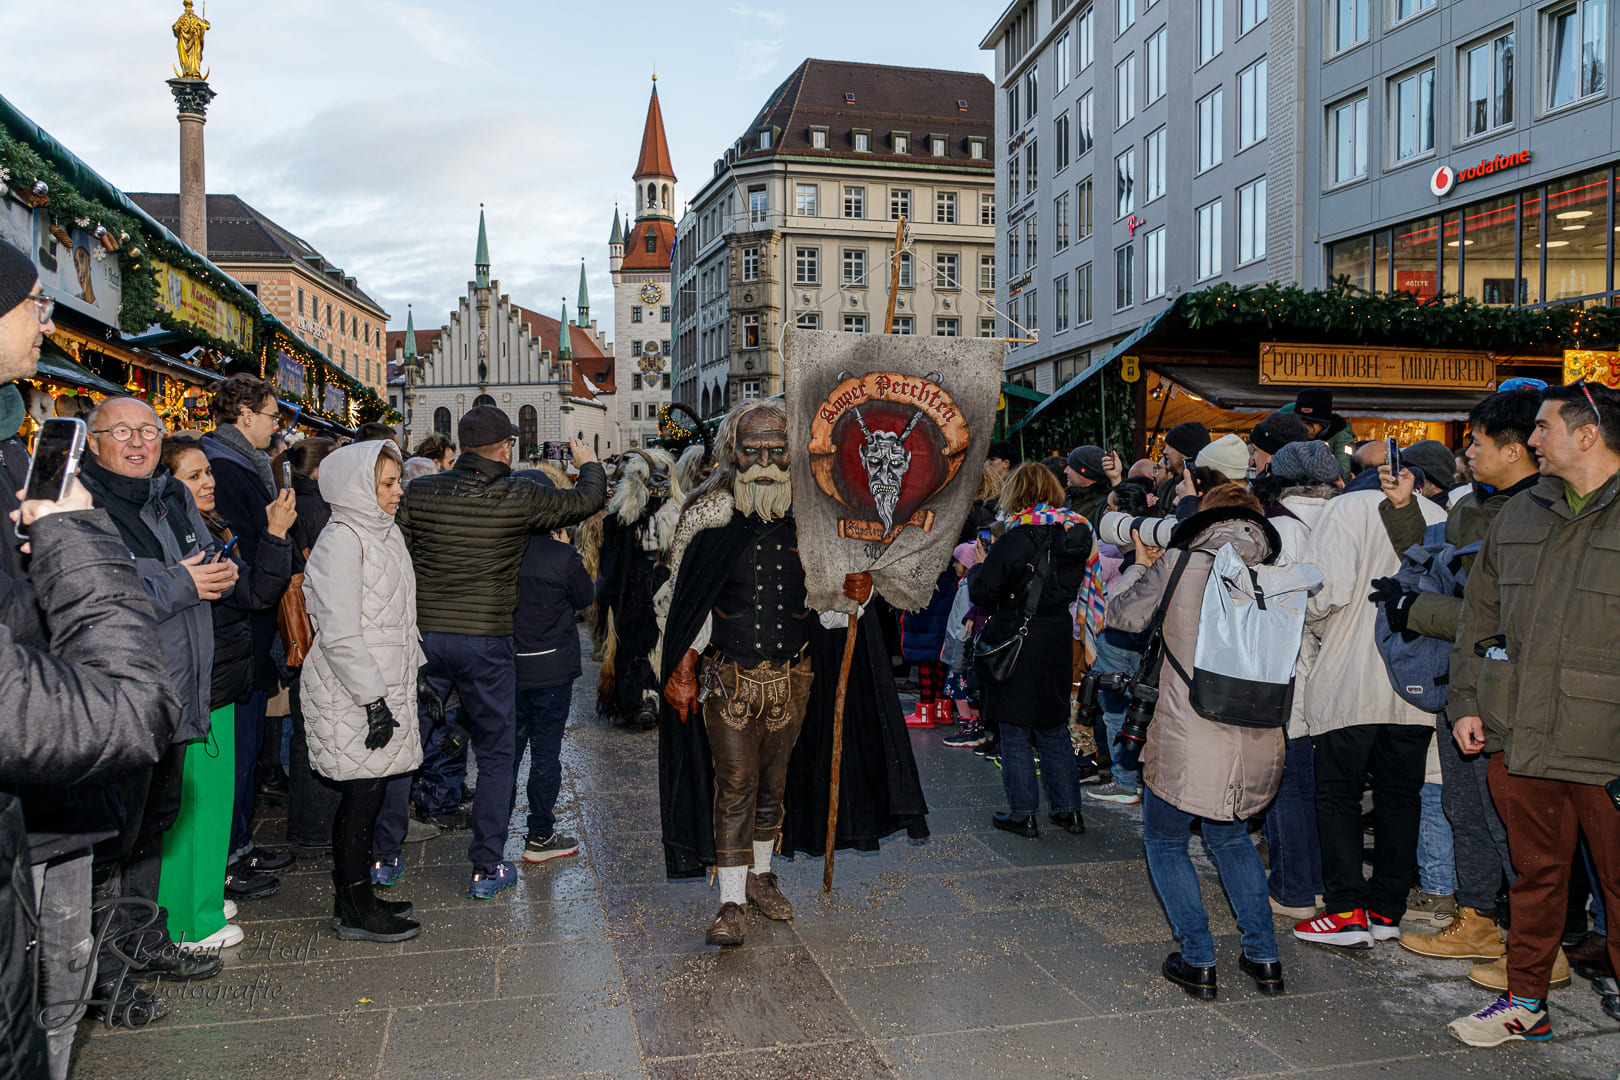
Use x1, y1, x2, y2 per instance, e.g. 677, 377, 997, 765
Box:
1134, 548, 1193, 688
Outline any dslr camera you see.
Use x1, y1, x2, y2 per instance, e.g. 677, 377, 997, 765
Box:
1077, 642, 1164, 747
1098, 510, 1177, 550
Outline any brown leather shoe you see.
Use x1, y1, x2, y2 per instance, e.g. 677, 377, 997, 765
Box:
705, 902, 747, 946
1567, 931, 1615, 981
747, 872, 794, 920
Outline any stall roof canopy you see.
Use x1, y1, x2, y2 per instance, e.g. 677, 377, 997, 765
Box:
1016, 309, 1172, 430
38, 341, 128, 396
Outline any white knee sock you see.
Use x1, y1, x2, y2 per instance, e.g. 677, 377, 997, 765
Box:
753, 840, 774, 876
718, 865, 747, 906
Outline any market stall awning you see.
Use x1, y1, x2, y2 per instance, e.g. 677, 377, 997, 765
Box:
1149, 362, 1494, 422
37, 340, 127, 396
1015, 308, 1173, 431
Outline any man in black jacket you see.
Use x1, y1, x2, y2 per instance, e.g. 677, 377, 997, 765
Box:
391, 407, 605, 898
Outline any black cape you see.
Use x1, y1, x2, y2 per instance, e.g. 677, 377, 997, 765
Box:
657, 509, 929, 879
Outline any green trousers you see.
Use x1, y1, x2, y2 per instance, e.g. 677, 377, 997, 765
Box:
158, 704, 234, 944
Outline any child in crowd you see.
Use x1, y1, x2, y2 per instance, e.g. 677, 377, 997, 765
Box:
940, 543, 987, 748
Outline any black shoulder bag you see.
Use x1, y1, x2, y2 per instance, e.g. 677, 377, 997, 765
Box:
973, 532, 1055, 684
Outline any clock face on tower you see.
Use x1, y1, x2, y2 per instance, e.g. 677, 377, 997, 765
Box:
639, 281, 663, 305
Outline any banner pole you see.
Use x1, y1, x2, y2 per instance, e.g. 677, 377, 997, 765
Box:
822, 616, 860, 892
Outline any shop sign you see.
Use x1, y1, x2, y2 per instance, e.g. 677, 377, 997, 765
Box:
322, 381, 346, 415
0, 201, 122, 327
1564, 349, 1620, 389
275, 352, 307, 397
1259, 342, 1497, 391
1430, 150, 1532, 197
151, 258, 254, 350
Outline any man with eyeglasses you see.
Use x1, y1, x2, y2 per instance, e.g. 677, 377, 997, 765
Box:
200, 373, 300, 900
1446, 381, 1620, 1046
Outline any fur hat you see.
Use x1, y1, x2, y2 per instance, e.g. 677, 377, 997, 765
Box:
1196, 433, 1250, 481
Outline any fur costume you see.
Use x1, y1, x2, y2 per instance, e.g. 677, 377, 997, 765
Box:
595, 449, 676, 725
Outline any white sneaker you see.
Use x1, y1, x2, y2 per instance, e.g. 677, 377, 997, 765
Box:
179, 923, 244, 952
222, 899, 238, 920
1447, 995, 1553, 1047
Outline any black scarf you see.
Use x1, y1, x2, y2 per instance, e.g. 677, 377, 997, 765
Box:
80, 455, 191, 560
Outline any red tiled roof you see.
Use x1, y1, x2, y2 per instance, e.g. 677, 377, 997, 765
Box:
384, 329, 441, 358
634, 83, 677, 181
621, 220, 676, 271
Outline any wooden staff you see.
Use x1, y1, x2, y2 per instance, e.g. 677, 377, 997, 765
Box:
823, 215, 908, 893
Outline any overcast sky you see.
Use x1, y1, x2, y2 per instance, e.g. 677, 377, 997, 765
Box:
5, 0, 995, 338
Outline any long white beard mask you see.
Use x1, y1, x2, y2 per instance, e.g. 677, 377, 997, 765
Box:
733, 464, 793, 522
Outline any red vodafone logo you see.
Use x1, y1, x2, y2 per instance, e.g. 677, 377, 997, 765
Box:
1431, 150, 1531, 197
1430, 165, 1456, 197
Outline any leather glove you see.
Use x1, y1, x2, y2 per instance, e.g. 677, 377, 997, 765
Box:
664, 648, 699, 724
843, 572, 874, 604
417, 666, 445, 728
363, 699, 398, 751
1111, 731, 1144, 775
1368, 577, 1418, 636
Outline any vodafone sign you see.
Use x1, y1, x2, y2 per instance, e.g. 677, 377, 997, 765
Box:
1430, 150, 1532, 197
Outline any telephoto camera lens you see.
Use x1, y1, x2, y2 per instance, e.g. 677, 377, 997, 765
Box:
1098, 511, 1177, 549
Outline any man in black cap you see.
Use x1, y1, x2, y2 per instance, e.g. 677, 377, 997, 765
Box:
392, 406, 605, 899
1294, 389, 1355, 481
1250, 410, 1310, 475
1064, 444, 1112, 522
1156, 421, 1210, 512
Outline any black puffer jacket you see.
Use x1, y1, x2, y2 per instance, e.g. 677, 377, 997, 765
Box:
288, 475, 330, 566
398, 453, 606, 636
202, 512, 294, 708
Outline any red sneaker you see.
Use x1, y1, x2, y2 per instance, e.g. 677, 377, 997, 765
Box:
1294, 909, 1374, 949
904, 702, 936, 728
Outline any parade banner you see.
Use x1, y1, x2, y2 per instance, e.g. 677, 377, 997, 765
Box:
151, 257, 254, 350
784, 328, 1004, 613
0, 202, 122, 327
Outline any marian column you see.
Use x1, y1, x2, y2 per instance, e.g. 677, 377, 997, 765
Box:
167, 0, 215, 255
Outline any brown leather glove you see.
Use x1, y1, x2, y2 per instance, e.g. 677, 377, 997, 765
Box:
664, 648, 700, 724
843, 572, 873, 604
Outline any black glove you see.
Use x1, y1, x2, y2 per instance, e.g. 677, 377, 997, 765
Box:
437, 722, 471, 759
1368, 577, 1418, 635
363, 699, 398, 750
1111, 731, 1144, 775
417, 666, 445, 728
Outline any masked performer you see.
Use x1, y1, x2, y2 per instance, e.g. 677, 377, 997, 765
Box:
596, 450, 675, 727
658, 399, 928, 946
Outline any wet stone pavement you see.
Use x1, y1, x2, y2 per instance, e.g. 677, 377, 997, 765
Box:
76, 652, 1619, 1080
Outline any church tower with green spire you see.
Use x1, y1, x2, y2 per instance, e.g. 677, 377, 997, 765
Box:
401, 304, 418, 369
577, 260, 590, 327
474, 204, 491, 290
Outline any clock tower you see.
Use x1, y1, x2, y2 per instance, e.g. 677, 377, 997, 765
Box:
609, 75, 677, 450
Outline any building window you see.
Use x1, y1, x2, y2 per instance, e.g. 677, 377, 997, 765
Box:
1329, 94, 1369, 184
843, 314, 868, 333
1546, 1, 1607, 110
1024, 65, 1039, 120
1054, 351, 1091, 385
631, 339, 642, 355
1010, 228, 1022, 277
1333, 0, 1369, 54
980, 252, 995, 291
797, 312, 822, 329
748, 184, 768, 223
891, 188, 911, 220
1025, 216, 1039, 270
935, 317, 960, 337
742, 313, 760, 348
795, 246, 820, 284
1115, 54, 1136, 127
742, 245, 760, 280
742, 380, 762, 399
893, 133, 910, 154
931, 136, 947, 156
433, 407, 451, 436
980, 317, 997, 337
1119, 0, 1136, 32
980, 191, 995, 226
1394, 0, 1436, 22
1077, 176, 1093, 238
1078, 5, 1095, 68
1390, 65, 1436, 162
969, 138, 986, 159
1024, 141, 1039, 194
854, 131, 870, 152
1239, 0, 1267, 35
632, 305, 643, 322
1238, 176, 1267, 264
1197, 87, 1224, 171
632, 402, 641, 421
662, 340, 670, 355
758, 129, 773, 149
936, 191, 958, 224
1076, 90, 1094, 155
890, 315, 914, 335
646, 232, 657, 253
1199, 0, 1223, 64
1462, 29, 1514, 138
1054, 191, 1071, 252
1056, 32, 1072, 90
1145, 126, 1166, 202
1239, 58, 1268, 149
1115, 244, 1134, 309
844, 185, 865, 219
899, 252, 914, 288
1115, 147, 1136, 218
1144, 226, 1166, 298
1054, 273, 1070, 332
936, 252, 959, 288
795, 183, 819, 215
297, 287, 304, 314
842, 248, 867, 285
1008, 83, 1021, 130
661, 305, 671, 322
1055, 111, 1071, 172
1146, 26, 1167, 103
1196, 198, 1223, 280
1076, 261, 1093, 323
810, 128, 828, 149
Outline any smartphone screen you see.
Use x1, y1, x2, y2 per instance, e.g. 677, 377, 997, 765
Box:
282, 461, 293, 490
17, 418, 86, 538
1386, 437, 1400, 475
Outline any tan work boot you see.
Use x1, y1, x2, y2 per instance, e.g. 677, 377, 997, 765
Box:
746, 871, 794, 920
1468, 948, 1572, 991
1399, 906, 1505, 961
705, 902, 747, 946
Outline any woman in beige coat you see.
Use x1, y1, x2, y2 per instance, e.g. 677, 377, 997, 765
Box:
301, 439, 425, 942
1105, 494, 1295, 1001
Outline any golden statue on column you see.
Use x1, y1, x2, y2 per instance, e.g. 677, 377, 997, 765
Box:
173, 0, 210, 80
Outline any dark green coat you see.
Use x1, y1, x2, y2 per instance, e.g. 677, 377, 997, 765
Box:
398, 454, 606, 637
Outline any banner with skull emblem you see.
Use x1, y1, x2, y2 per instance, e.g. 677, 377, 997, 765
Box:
783, 328, 1005, 613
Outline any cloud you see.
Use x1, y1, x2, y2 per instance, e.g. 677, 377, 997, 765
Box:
367, 0, 474, 67
726, 4, 787, 78
728, 3, 787, 25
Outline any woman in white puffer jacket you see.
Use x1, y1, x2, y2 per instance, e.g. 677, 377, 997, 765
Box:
301, 439, 425, 942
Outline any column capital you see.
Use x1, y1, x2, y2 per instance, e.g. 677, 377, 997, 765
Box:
167, 78, 216, 118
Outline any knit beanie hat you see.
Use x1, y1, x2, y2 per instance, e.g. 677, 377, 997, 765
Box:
1250, 410, 1310, 455
1165, 421, 1211, 459
1294, 388, 1335, 422
1402, 439, 1457, 489
953, 541, 978, 568
1196, 433, 1250, 481
1270, 439, 1341, 484
1065, 444, 1106, 483
0, 239, 38, 319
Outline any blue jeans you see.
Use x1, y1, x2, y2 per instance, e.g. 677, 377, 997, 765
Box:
1143, 786, 1278, 969
1418, 782, 1457, 895
999, 722, 1082, 816
1093, 630, 1143, 791
229, 689, 268, 859
514, 683, 571, 839
1264, 735, 1323, 908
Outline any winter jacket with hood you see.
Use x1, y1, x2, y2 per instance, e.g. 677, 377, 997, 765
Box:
300, 441, 425, 782
1105, 506, 1298, 821
1299, 488, 1445, 737
1263, 484, 1337, 734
